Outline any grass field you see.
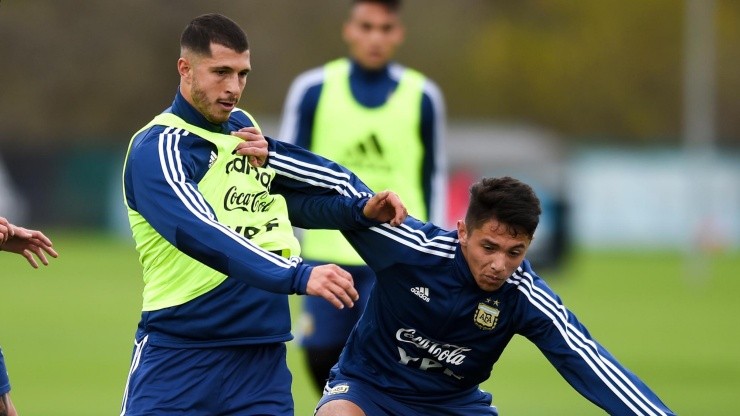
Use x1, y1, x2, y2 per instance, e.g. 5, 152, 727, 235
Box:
2, 231, 739, 415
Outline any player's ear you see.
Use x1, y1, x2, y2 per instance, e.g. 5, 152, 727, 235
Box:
177, 57, 191, 78
457, 220, 468, 246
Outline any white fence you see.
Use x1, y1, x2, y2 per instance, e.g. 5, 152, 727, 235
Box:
566, 149, 739, 249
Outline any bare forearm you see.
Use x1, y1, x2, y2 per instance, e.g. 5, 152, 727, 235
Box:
0, 393, 16, 416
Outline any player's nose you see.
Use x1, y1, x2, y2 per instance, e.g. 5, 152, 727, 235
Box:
489, 255, 505, 274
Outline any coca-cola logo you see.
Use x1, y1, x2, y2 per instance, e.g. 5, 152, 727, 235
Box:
223, 186, 275, 212
395, 328, 470, 366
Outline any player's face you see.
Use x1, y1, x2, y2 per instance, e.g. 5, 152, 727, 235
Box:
178, 43, 251, 124
458, 218, 531, 292
343, 3, 404, 70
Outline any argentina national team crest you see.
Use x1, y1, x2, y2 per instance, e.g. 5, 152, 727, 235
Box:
474, 301, 500, 330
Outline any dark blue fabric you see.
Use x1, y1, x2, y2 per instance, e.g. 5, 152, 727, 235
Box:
299, 264, 376, 348
121, 339, 293, 415
0, 347, 10, 395
317, 366, 497, 416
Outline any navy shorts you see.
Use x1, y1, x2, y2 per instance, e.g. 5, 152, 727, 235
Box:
315, 369, 498, 416
120, 335, 293, 415
0, 347, 10, 396
299, 263, 376, 348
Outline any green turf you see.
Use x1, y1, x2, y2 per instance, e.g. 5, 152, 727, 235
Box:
2, 231, 738, 415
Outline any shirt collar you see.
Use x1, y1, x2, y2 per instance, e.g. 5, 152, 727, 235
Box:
348, 58, 391, 80
454, 243, 475, 283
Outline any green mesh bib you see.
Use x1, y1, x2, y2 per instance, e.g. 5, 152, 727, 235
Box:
123, 111, 299, 310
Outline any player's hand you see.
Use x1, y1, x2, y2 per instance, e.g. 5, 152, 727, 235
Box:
363, 190, 407, 227
231, 127, 268, 168
305, 264, 359, 310
0, 216, 12, 245
0, 225, 59, 268
0, 392, 18, 416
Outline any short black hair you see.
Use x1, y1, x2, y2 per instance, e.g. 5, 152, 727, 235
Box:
180, 13, 249, 56
465, 177, 541, 239
351, 0, 402, 12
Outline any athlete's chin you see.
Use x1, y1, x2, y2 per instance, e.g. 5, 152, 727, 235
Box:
358, 54, 389, 70
206, 110, 231, 124
476, 278, 505, 292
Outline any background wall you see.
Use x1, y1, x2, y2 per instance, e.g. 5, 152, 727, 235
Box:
0, 0, 739, 146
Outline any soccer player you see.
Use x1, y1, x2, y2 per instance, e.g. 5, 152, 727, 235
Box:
279, 0, 447, 391
1, 216, 58, 416
296, 177, 676, 416
119, 13, 406, 415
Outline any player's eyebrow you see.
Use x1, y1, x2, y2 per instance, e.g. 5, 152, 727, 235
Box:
210, 65, 251, 73
481, 237, 525, 251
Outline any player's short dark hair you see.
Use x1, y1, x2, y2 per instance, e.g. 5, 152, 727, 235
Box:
351, 0, 402, 12
180, 13, 249, 56
465, 177, 541, 239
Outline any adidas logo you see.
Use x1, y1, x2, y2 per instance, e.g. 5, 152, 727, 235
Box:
410, 286, 430, 302
341, 133, 391, 171
208, 151, 218, 168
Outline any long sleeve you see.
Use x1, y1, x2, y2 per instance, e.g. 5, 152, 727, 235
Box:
279, 190, 378, 232
278, 188, 455, 272
272, 142, 458, 272
268, 137, 374, 201
344, 216, 457, 272
278, 67, 323, 147
510, 263, 675, 416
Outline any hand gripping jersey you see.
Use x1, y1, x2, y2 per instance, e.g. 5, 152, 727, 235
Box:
281, 208, 676, 416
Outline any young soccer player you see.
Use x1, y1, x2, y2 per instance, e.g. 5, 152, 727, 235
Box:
296, 177, 676, 416
120, 13, 405, 415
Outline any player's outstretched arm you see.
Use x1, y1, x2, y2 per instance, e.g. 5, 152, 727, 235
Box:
515, 265, 675, 415
0, 223, 58, 268
305, 264, 359, 310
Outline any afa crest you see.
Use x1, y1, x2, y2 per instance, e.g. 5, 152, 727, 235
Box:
474, 302, 500, 330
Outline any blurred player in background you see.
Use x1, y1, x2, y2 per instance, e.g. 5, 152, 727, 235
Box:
1, 216, 58, 416
306, 177, 675, 416
279, 0, 447, 392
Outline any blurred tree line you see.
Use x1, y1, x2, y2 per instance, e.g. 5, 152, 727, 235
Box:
0, 0, 738, 147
